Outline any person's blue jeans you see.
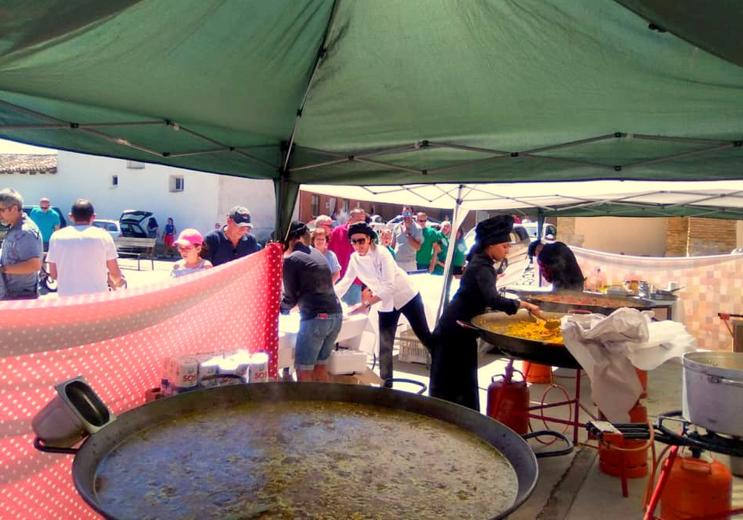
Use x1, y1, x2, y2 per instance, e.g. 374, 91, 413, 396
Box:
341, 283, 363, 305
295, 313, 343, 371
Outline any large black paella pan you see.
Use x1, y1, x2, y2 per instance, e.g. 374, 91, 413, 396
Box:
36, 382, 539, 519
508, 289, 656, 315
468, 310, 580, 369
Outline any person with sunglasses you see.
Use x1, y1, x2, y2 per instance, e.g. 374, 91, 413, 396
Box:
335, 222, 432, 388
430, 215, 540, 411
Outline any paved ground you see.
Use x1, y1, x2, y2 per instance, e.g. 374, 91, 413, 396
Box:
45, 254, 742, 518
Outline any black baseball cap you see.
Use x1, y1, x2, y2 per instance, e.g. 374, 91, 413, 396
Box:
228, 206, 251, 227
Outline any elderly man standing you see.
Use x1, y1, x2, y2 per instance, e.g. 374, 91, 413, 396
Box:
0, 188, 43, 300
47, 199, 123, 297
203, 206, 261, 267
29, 197, 61, 251
313, 214, 334, 237
393, 206, 422, 273
328, 207, 366, 304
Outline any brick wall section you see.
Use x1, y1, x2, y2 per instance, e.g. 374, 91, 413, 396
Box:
687, 217, 738, 256
556, 216, 580, 245
297, 190, 451, 225
665, 217, 689, 257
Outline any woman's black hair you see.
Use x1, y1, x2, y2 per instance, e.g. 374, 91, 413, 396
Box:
527, 239, 542, 260
537, 242, 585, 291
284, 221, 309, 251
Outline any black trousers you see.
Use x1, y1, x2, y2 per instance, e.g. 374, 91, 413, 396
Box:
378, 293, 432, 382
430, 327, 480, 411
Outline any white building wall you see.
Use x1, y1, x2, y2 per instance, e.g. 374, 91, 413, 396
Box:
2, 151, 278, 240
216, 176, 276, 241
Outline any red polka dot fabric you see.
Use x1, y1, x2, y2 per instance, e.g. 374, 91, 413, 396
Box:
0, 243, 282, 518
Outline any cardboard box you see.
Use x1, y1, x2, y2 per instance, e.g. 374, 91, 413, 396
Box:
331, 368, 383, 386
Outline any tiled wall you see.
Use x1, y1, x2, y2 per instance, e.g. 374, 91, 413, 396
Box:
573, 247, 743, 351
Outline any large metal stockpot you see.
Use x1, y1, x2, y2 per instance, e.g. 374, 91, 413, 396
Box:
683, 351, 743, 436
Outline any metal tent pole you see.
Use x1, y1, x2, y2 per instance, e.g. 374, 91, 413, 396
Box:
436, 185, 467, 319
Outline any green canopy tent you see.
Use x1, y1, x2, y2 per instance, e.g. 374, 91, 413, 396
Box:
1, 0, 743, 237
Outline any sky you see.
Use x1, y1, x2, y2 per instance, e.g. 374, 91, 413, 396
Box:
0, 138, 56, 154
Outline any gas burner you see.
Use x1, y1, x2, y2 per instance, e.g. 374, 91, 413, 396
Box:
586, 410, 743, 458
654, 410, 743, 457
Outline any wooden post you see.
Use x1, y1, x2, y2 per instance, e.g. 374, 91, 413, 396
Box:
734, 320, 743, 353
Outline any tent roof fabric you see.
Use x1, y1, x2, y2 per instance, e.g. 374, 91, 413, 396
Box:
0, 1, 743, 186
301, 180, 743, 220
615, 0, 743, 68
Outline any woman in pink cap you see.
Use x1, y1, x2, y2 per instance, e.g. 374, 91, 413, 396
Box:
171, 228, 213, 278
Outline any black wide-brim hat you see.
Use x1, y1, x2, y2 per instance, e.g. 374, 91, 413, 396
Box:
348, 222, 377, 241
475, 215, 514, 247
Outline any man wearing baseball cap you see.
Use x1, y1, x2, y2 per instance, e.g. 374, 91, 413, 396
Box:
202, 206, 261, 266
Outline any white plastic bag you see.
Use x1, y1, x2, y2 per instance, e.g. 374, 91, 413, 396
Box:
562, 308, 696, 421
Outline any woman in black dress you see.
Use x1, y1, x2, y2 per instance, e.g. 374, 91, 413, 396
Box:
430, 215, 539, 411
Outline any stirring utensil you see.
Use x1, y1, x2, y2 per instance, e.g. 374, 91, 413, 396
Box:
529, 310, 561, 330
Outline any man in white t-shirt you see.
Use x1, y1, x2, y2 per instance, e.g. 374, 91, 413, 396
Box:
47, 199, 123, 297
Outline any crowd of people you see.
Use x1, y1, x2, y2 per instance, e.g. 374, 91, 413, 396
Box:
0, 187, 264, 300
0, 186, 584, 411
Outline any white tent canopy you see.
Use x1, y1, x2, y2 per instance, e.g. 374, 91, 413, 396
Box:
301, 180, 743, 218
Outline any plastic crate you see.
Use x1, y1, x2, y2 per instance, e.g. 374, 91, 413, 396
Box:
396, 329, 430, 365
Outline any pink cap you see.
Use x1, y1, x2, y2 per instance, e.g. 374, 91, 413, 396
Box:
174, 228, 204, 248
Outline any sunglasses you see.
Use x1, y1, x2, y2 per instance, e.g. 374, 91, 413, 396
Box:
350, 238, 368, 245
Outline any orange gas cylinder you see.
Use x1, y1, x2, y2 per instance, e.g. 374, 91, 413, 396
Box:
636, 368, 648, 399
487, 363, 530, 434
598, 402, 649, 478
660, 452, 732, 520
520, 361, 553, 384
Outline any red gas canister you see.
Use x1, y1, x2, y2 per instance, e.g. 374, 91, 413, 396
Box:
598, 402, 649, 479
487, 362, 530, 434
660, 452, 732, 520
520, 361, 553, 384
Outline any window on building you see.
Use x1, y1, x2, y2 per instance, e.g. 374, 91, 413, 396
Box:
127, 160, 145, 169
311, 194, 320, 217
111, 175, 118, 187
169, 175, 185, 192
342, 199, 349, 213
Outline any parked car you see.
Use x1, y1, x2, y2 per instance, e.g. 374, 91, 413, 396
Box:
519, 221, 557, 240
92, 219, 122, 239
0, 222, 8, 247
22, 205, 68, 228
463, 223, 532, 253
119, 210, 153, 238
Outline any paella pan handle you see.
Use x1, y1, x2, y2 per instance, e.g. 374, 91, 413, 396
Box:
33, 437, 80, 455
384, 378, 427, 395
456, 320, 479, 331
522, 430, 574, 458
